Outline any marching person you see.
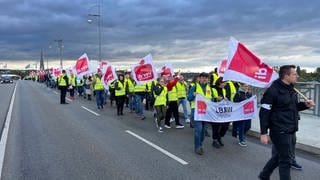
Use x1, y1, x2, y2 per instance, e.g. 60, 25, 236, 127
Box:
188, 72, 213, 155
187, 75, 199, 128
115, 74, 126, 115
233, 83, 252, 146
176, 75, 190, 124
125, 72, 136, 113
57, 70, 69, 104
211, 77, 228, 149
93, 71, 105, 109
68, 73, 77, 100
164, 73, 184, 129
153, 77, 168, 132
258, 65, 315, 180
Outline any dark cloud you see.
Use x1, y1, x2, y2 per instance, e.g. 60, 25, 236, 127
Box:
0, 0, 320, 69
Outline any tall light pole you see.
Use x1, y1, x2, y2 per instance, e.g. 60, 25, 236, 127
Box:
87, 1, 102, 62
54, 39, 64, 69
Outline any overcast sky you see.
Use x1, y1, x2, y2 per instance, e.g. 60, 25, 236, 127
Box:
0, 0, 320, 71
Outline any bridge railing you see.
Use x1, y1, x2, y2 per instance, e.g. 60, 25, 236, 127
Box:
251, 82, 320, 116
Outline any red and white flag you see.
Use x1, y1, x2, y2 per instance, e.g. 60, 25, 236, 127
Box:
132, 54, 157, 84
223, 37, 278, 88
102, 65, 117, 89
74, 53, 94, 78
100, 60, 109, 70
53, 67, 62, 78
218, 59, 227, 76
159, 64, 174, 77
194, 94, 257, 122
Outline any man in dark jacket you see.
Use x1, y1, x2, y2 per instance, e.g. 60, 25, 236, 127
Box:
258, 65, 315, 180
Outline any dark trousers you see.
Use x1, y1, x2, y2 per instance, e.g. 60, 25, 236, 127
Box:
211, 122, 230, 140
116, 95, 125, 115
60, 86, 67, 104
165, 101, 180, 126
259, 132, 293, 180
155, 105, 166, 127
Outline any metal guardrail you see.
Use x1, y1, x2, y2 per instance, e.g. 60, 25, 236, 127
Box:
251, 82, 320, 117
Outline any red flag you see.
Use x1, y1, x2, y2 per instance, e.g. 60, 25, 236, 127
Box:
218, 59, 227, 76
132, 54, 157, 84
223, 37, 278, 87
74, 53, 94, 77
102, 65, 117, 88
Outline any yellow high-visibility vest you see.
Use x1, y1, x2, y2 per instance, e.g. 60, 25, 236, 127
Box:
154, 87, 167, 106
227, 81, 237, 102
58, 75, 67, 86
69, 76, 76, 86
176, 81, 187, 98
168, 87, 178, 102
191, 83, 212, 108
212, 88, 226, 100
126, 78, 135, 93
211, 73, 219, 86
94, 77, 104, 90
134, 84, 146, 93
115, 80, 126, 96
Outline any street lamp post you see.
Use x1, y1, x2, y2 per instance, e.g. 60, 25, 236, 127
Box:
54, 39, 64, 69
87, 1, 102, 62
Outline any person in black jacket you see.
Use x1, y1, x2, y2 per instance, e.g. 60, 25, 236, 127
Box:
233, 83, 252, 146
258, 65, 315, 180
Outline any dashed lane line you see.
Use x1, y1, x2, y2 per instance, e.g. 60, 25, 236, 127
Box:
81, 106, 100, 116
125, 130, 189, 165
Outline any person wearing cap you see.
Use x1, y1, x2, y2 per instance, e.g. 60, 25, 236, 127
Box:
115, 74, 126, 115
57, 70, 69, 104
187, 72, 213, 155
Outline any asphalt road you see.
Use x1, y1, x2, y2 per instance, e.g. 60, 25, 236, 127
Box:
0, 80, 319, 180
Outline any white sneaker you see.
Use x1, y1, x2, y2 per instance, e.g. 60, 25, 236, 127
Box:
170, 118, 174, 123
158, 127, 163, 133
185, 118, 190, 123
176, 125, 184, 129
164, 125, 171, 129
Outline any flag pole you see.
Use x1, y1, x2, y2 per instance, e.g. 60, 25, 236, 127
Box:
294, 88, 309, 101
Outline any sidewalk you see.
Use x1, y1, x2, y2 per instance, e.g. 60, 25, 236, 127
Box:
250, 113, 320, 155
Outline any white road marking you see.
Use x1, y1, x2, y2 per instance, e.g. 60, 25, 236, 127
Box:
66, 97, 72, 102
125, 130, 189, 165
0, 83, 17, 177
53, 91, 59, 95
81, 106, 100, 116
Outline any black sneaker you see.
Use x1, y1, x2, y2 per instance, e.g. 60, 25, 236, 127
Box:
217, 139, 224, 146
291, 161, 302, 170
212, 140, 221, 149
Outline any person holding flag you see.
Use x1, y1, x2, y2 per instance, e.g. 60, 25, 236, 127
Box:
258, 65, 315, 180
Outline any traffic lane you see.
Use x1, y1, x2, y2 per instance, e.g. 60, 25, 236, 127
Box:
0, 82, 15, 132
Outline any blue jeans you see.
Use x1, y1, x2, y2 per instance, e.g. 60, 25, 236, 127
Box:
235, 120, 251, 142
129, 94, 135, 111
178, 98, 189, 120
95, 90, 105, 108
194, 120, 206, 150
135, 94, 144, 116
